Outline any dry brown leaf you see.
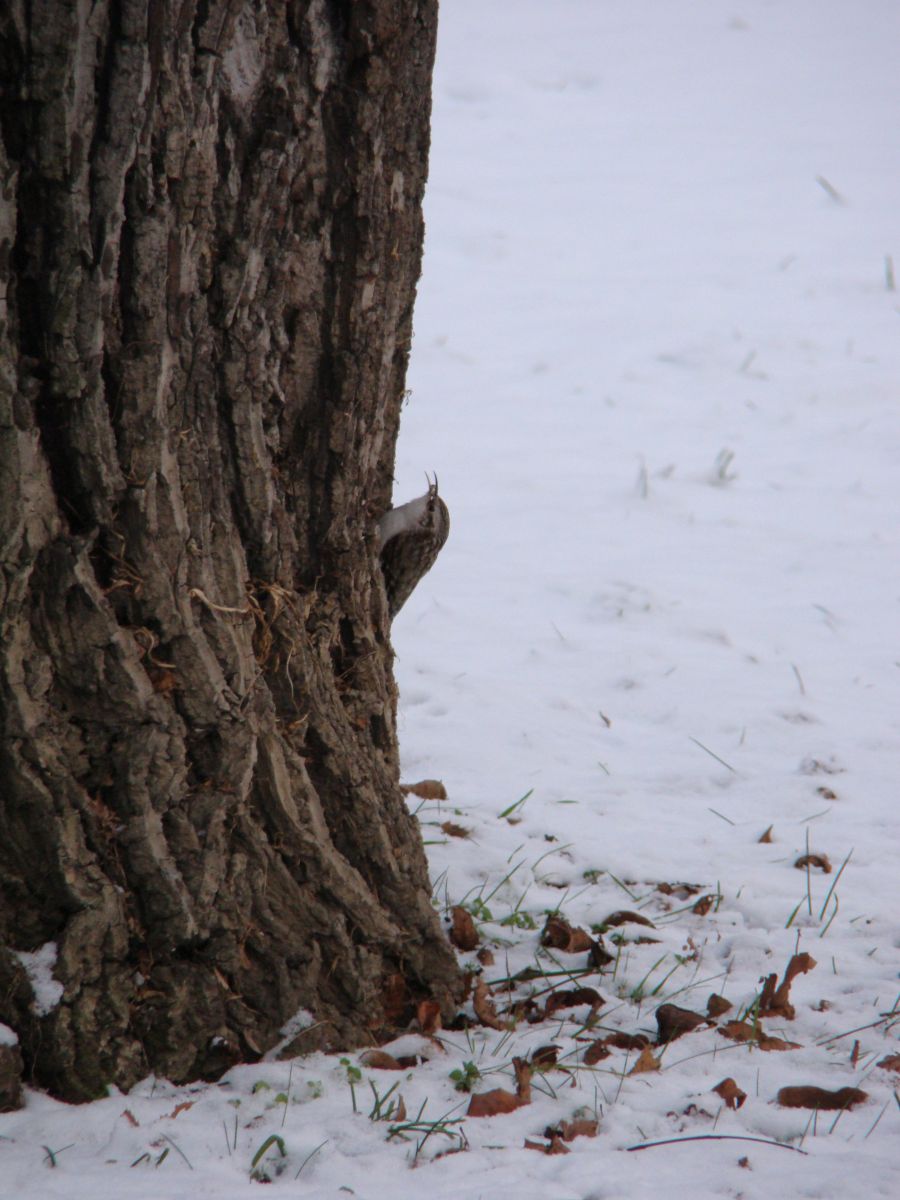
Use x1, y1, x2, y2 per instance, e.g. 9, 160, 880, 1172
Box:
524, 1136, 570, 1155
359, 1050, 404, 1071
449, 905, 479, 952
777, 1085, 868, 1110
540, 914, 594, 953
758, 825, 774, 843
655, 1003, 709, 1043
629, 1046, 661, 1074
530, 1044, 560, 1068
440, 820, 471, 838
759, 952, 816, 1020
738, 1157, 751, 1169
601, 910, 656, 929
794, 853, 832, 873
417, 999, 442, 1035
692, 894, 716, 916
877, 1054, 900, 1072
476, 946, 495, 966
121, 1109, 139, 1127
712, 1077, 747, 1110
656, 881, 702, 898
604, 1031, 650, 1051
167, 1101, 194, 1119
400, 779, 447, 800
717, 1021, 801, 1051
473, 978, 510, 1031
382, 972, 408, 1024
512, 1056, 533, 1103
546, 1118, 599, 1141
467, 1088, 521, 1117
816, 786, 838, 800
543, 986, 604, 1018
707, 993, 733, 1019
758, 1034, 802, 1052
583, 1040, 611, 1065
589, 938, 615, 967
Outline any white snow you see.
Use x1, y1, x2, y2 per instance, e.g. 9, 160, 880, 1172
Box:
13, 942, 64, 1017
2, 1, 899, 1196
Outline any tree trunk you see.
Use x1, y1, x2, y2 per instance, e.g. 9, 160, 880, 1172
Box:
0, 0, 459, 1102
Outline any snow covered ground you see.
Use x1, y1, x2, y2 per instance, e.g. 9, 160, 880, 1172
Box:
3, 1, 898, 1196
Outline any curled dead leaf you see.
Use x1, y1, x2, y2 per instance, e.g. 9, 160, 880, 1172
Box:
794, 853, 832, 873
524, 1136, 570, 1155
467, 1088, 521, 1117
655, 1003, 709, 1043
449, 905, 479, 952
604, 1031, 650, 1051
601, 910, 656, 930
717, 1021, 801, 1051
777, 1085, 867, 1110
530, 1044, 560, 1068
692, 894, 716, 916
476, 946, 495, 966
540, 914, 594, 953
877, 1054, 900, 1073
400, 779, 447, 800
712, 1077, 747, 1110
656, 881, 702, 898
583, 1040, 611, 1065
512, 1056, 533, 1104
440, 820, 471, 838
629, 1046, 661, 1074
359, 1050, 404, 1071
543, 986, 604, 1018
416, 999, 441, 1035
473, 978, 510, 1031
759, 952, 816, 1020
707, 993, 733, 1019
588, 937, 615, 967
758, 825, 774, 843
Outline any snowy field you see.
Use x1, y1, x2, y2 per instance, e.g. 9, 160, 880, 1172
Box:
3, 1, 899, 1197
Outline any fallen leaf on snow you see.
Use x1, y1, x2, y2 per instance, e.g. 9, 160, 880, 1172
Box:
604, 1031, 650, 1051
400, 779, 447, 800
717, 1021, 801, 1051
121, 1109, 139, 1127
758, 825, 774, 843
692, 894, 717, 916
777, 1085, 868, 1110
759, 952, 816, 1020
530, 1044, 560, 1068
629, 1046, 661, 1074
473, 978, 511, 1030
794, 853, 832, 873
877, 1054, 900, 1072
712, 1078, 747, 1109
449, 905, 479, 951
655, 1003, 709, 1043
583, 1040, 611, 1064
524, 1135, 570, 1154
543, 986, 604, 1018
467, 1088, 521, 1117
476, 946, 495, 966
359, 1050, 404, 1071
540, 914, 594, 953
440, 820, 471, 838
707, 993, 733, 1019
416, 999, 441, 1034
601, 910, 656, 930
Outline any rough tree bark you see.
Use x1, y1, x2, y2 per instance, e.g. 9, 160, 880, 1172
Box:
0, 0, 460, 1102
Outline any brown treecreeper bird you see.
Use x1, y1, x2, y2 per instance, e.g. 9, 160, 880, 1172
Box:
377, 476, 450, 619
